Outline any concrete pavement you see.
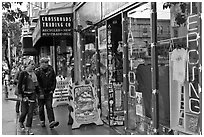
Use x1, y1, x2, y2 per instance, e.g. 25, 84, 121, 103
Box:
2, 85, 18, 135
16, 104, 120, 135
2, 85, 119, 135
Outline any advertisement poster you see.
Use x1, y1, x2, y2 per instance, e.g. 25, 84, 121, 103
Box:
70, 84, 103, 129
53, 77, 71, 107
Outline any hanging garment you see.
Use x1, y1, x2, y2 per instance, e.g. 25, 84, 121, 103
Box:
171, 48, 188, 84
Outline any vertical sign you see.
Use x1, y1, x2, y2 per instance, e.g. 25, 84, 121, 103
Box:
186, 14, 201, 134
106, 23, 114, 126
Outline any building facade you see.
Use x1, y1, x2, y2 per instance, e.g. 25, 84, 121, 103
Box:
23, 2, 201, 135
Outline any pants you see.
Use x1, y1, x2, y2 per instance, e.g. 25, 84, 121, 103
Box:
16, 101, 20, 112
19, 93, 36, 127
38, 93, 55, 123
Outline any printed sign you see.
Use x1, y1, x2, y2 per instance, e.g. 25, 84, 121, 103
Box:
70, 83, 103, 129
40, 14, 73, 37
53, 77, 72, 107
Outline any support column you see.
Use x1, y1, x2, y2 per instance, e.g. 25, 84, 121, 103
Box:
150, 2, 159, 135
198, 3, 202, 134
81, 33, 85, 81
122, 12, 129, 133
53, 37, 57, 74
95, 26, 102, 110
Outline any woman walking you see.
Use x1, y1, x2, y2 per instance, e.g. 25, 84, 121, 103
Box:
18, 59, 39, 135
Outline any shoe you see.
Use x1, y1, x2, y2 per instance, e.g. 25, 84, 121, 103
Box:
41, 121, 46, 127
19, 122, 25, 129
49, 121, 59, 129
26, 127, 34, 135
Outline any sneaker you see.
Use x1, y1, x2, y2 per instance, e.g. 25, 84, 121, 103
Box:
19, 122, 25, 129
41, 121, 46, 127
26, 128, 34, 135
49, 121, 59, 129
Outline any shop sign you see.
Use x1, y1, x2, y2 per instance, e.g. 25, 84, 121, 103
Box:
187, 14, 200, 115
70, 84, 103, 129
53, 77, 71, 107
40, 14, 73, 37
185, 14, 200, 134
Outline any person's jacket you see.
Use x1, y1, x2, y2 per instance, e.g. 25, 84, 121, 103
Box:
35, 65, 56, 94
18, 71, 39, 97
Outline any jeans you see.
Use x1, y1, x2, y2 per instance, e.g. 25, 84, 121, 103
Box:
38, 93, 55, 123
19, 93, 36, 127
16, 101, 20, 112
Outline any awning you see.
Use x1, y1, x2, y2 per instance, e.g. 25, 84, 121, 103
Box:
22, 36, 38, 56
32, 13, 73, 47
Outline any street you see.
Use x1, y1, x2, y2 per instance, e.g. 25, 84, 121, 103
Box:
2, 86, 119, 135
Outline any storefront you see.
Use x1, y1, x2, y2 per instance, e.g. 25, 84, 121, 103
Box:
32, 13, 74, 77
73, 2, 202, 135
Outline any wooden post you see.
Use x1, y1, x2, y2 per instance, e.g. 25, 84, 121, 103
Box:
150, 2, 159, 135
122, 12, 129, 133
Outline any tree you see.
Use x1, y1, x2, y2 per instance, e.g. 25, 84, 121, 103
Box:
2, 2, 30, 80
163, 2, 189, 26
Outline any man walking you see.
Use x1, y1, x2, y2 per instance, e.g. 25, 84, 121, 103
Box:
36, 57, 59, 129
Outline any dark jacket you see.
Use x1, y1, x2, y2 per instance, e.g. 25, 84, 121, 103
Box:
35, 65, 56, 94
18, 71, 39, 97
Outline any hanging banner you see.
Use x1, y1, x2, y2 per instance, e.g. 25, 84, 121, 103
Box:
70, 83, 103, 129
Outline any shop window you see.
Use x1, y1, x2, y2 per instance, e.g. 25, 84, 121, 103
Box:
160, 26, 163, 34
143, 25, 148, 37
192, 2, 198, 14
173, 29, 178, 37
157, 26, 160, 34
167, 26, 170, 34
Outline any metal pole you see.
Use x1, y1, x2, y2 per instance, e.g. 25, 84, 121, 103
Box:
81, 33, 85, 81
198, 3, 202, 134
150, 2, 159, 135
8, 32, 11, 66
53, 37, 57, 74
122, 12, 129, 133
95, 26, 102, 111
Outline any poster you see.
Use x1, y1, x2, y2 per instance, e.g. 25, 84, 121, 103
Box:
70, 83, 103, 129
53, 77, 71, 107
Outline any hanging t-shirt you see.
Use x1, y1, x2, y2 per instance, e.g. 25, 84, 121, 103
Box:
171, 48, 188, 84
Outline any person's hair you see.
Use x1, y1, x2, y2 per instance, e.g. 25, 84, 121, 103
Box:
24, 59, 34, 67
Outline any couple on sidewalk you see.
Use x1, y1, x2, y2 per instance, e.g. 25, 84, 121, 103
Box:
17, 57, 59, 135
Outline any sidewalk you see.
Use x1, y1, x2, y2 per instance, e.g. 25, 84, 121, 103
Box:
2, 85, 120, 135
16, 103, 119, 135
2, 85, 18, 135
